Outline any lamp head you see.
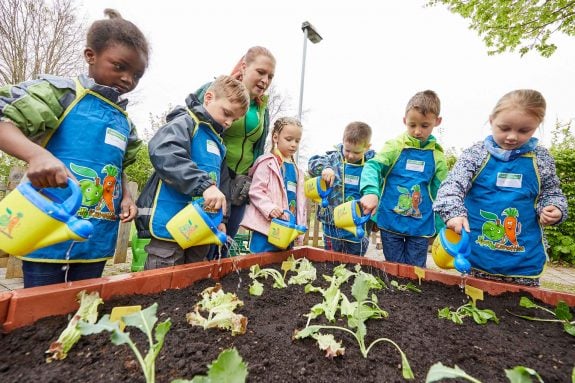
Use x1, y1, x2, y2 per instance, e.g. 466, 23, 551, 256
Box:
302, 21, 323, 44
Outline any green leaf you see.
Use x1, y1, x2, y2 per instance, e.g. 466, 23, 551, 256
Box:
202, 348, 248, 383
504, 365, 544, 383
519, 296, 538, 309
425, 362, 481, 382
563, 322, 575, 337
554, 301, 573, 321
249, 280, 263, 296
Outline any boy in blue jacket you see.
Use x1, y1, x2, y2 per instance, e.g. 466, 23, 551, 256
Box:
308, 122, 375, 255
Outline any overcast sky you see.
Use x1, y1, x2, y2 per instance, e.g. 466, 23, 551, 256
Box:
79, 0, 575, 162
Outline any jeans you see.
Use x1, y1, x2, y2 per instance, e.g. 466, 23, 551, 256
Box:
380, 230, 429, 267
206, 202, 247, 260
23, 260, 107, 288
330, 237, 369, 256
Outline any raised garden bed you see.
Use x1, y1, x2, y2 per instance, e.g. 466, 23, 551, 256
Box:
0, 247, 573, 382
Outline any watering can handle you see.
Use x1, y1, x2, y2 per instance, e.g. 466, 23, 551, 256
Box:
281, 209, 296, 224
352, 200, 372, 225
458, 229, 471, 257
35, 178, 83, 215
193, 198, 223, 226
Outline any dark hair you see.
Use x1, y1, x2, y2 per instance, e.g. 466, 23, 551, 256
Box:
86, 9, 150, 65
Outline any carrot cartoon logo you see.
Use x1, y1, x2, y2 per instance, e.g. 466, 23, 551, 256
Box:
179, 219, 199, 240
393, 184, 422, 218
0, 208, 23, 238
97, 164, 119, 214
476, 208, 524, 252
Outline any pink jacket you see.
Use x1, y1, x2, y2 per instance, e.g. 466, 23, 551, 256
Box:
241, 153, 307, 237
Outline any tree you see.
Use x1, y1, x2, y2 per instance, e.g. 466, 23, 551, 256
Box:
0, 0, 85, 85
427, 0, 575, 57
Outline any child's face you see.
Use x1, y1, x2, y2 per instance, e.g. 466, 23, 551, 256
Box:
242, 55, 275, 100
342, 140, 370, 163
273, 124, 302, 158
490, 109, 540, 150
84, 43, 147, 95
403, 109, 441, 142
204, 92, 246, 129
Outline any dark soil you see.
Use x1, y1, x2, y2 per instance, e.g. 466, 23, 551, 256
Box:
0, 261, 573, 383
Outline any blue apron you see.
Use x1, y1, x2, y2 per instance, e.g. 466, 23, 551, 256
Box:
377, 148, 435, 237
23, 81, 129, 263
150, 113, 226, 241
324, 160, 365, 242
282, 161, 298, 216
465, 153, 545, 278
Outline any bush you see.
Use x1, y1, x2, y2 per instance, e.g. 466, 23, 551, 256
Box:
545, 123, 575, 265
124, 144, 153, 192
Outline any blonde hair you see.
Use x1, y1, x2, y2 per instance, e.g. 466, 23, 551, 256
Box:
244, 46, 276, 67
343, 121, 372, 145
271, 116, 303, 161
207, 75, 250, 115
405, 90, 441, 117
490, 89, 546, 123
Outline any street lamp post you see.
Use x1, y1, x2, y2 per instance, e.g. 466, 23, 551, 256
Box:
297, 21, 322, 162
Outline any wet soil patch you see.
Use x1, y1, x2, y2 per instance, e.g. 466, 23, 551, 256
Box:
0, 262, 573, 382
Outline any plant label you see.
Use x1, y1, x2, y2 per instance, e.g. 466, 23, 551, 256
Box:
110, 305, 142, 331
414, 267, 425, 285
465, 285, 484, 306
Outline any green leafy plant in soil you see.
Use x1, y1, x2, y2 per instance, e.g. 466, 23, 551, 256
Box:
438, 300, 499, 325
295, 264, 414, 379
507, 296, 575, 336
426, 362, 549, 383
78, 302, 171, 383
172, 348, 248, 383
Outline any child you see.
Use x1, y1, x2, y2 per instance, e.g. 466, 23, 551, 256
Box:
433, 89, 567, 286
240, 117, 307, 253
195, 46, 276, 259
360, 90, 447, 267
136, 76, 249, 269
308, 122, 375, 255
0, 9, 149, 288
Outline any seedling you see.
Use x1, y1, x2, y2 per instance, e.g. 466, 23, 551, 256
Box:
248, 264, 286, 296
78, 302, 171, 383
438, 302, 499, 325
281, 255, 317, 285
390, 280, 422, 293
186, 284, 247, 335
45, 290, 103, 362
172, 348, 248, 383
295, 267, 413, 379
507, 296, 575, 337
426, 362, 544, 383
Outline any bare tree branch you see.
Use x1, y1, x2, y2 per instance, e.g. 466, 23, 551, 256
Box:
0, 0, 85, 85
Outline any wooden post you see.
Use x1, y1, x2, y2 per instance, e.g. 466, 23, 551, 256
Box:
4, 166, 26, 278
113, 181, 139, 264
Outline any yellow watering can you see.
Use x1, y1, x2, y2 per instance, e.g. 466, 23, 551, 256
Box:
431, 228, 472, 274
304, 177, 333, 208
333, 199, 371, 238
166, 198, 228, 249
268, 210, 308, 250
0, 178, 94, 256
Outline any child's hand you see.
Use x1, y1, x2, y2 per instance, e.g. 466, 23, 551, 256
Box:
269, 207, 284, 219
446, 217, 469, 234
217, 223, 226, 233
321, 168, 336, 186
539, 205, 562, 226
119, 195, 137, 223
27, 151, 73, 188
202, 185, 227, 212
359, 194, 379, 215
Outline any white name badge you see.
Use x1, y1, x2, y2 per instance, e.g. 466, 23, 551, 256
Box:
344, 174, 359, 186
496, 172, 522, 188
104, 128, 127, 151
287, 181, 297, 193
406, 159, 425, 172
206, 140, 221, 157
